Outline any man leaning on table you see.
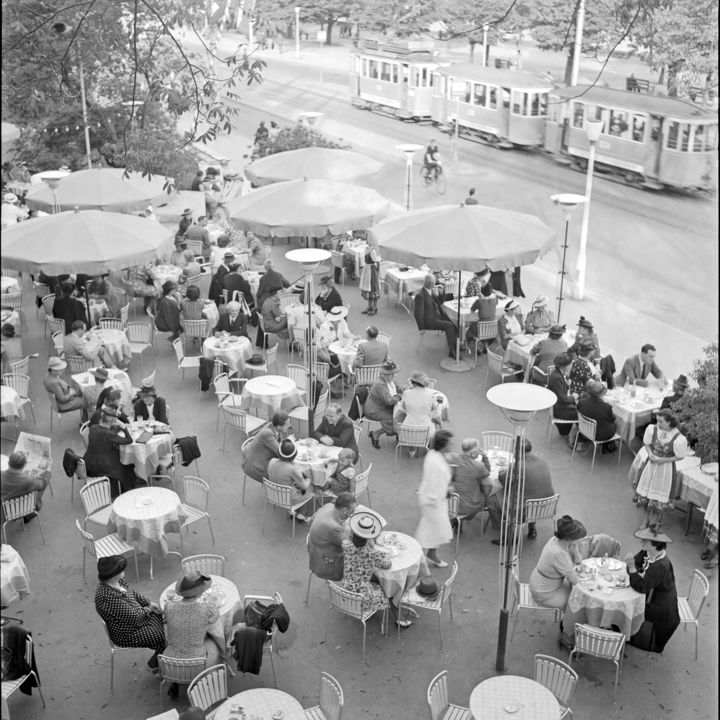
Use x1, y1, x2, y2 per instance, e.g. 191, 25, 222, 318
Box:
314, 404, 359, 459
0, 451, 50, 524
307, 492, 357, 581
448, 438, 491, 530
413, 274, 458, 359
615, 343, 665, 387
64, 320, 117, 368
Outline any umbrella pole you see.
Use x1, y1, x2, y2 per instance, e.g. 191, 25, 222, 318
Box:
439, 269, 473, 373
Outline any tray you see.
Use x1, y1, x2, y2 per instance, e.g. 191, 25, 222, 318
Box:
701, 462, 718, 476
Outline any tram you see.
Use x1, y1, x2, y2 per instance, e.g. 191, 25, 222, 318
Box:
349, 37, 438, 121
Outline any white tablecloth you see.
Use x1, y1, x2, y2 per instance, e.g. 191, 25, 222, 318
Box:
342, 242, 368, 276
677, 460, 716, 509
203, 336, 252, 374
88, 298, 110, 325
605, 385, 672, 446
294, 441, 342, 486
373, 531, 430, 606
1, 276, 20, 294
329, 340, 359, 375
0, 385, 24, 420
241, 375, 305, 418
0, 309, 21, 335
108, 486, 185, 556
384, 267, 427, 301
120, 423, 176, 481
442, 296, 505, 334
470, 676, 560, 720
88, 327, 131, 366
393, 389, 450, 425
214, 689, 305, 720
153, 264, 183, 287
505, 329, 578, 371
72, 368, 134, 415
0, 544, 30, 606
286, 303, 324, 330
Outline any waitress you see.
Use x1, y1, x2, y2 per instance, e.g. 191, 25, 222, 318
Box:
359, 245, 380, 316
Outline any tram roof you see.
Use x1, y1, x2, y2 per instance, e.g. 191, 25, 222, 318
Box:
435, 63, 552, 90
552, 85, 718, 119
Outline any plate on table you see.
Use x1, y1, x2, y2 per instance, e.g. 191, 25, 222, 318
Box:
513, 335, 531, 346
227, 337, 240, 344
701, 462, 718, 476
378, 545, 399, 558
296, 438, 318, 448
200, 588, 226, 606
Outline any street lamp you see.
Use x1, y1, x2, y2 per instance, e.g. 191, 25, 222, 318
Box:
550, 193, 586, 324
295, 7, 301, 59
286, 248, 331, 436
396, 143, 423, 211
487, 383, 556, 672
576, 119, 603, 300
42, 171, 68, 214
51, 23, 92, 170
482, 24, 490, 68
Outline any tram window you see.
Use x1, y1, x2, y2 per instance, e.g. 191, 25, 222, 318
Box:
680, 124, 690, 151
501, 88, 511, 108
392, 65, 399, 83
692, 125, 705, 152
489, 87, 498, 109
474, 83, 487, 106
706, 125, 718, 150
362, 58, 368, 76
369, 60, 378, 80
512, 92, 522, 114
573, 104, 585, 128
631, 115, 646, 142
530, 94, 541, 116
421, 68, 429, 87
429, 72, 434, 87
609, 110, 629, 138
538, 94, 547, 116
381, 62, 391, 82
666, 121, 679, 149
410, 68, 418, 86
463, 82, 471, 103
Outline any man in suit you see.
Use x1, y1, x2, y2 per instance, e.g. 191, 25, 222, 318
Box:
547, 353, 579, 444
615, 343, 665, 387
307, 492, 356, 581
1, 451, 50, 522
314, 403, 359, 459
448, 438, 490, 528
184, 215, 212, 261
241, 411, 291, 482
132, 380, 169, 424
63, 320, 116, 368
215, 301, 248, 337
223, 262, 254, 308
529, 324, 568, 374
256, 259, 291, 309
53, 282, 87, 334
315, 276, 343, 314
413, 274, 458, 359
353, 325, 388, 369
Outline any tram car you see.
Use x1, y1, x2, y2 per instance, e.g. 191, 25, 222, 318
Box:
350, 37, 438, 121
545, 85, 718, 192
431, 64, 554, 147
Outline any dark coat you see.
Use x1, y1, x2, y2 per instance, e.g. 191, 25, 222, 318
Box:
223, 272, 253, 307
84, 424, 134, 487
522, 453, 555, 500
316, 287, 343, 314
313, 415, 359, 459
256, 269, 290, 309
547, 370, 578, 421
308, 504, 347, 580
215, 311, 248, 338
132, 396, 169, 425
52, 295, 87, 334
413, 288, 446, 331
578, 394, 617, 441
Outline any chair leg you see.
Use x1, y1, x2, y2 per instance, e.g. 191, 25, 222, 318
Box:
510, 609, 519, 643
305, 572, 313, 605
362, 621, 367, 660
268, 647, 277, 687
37, 515, 45, 544
262, 501, 267, 534
241, 473, 248, 506
110, 647, 114, 691
694, 624, 698, 661
366, 487, 372, 508
132, 551, 139, 582
207, 517, 215, 545
590, 445, 597, 475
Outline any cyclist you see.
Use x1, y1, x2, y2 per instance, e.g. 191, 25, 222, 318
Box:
423, 139, 441, 182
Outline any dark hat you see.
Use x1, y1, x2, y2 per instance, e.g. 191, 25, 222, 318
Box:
246, 353, 265, 366
548, 323, 566, 338
162, 280, 178, 295
380, 360, 398, 376
223, 251, 236, 260
98, 555, 127, 581
634, 523, 672, 544
416, 576, 439, 599
554, 353, 572, 369
175, 570, 212, 598
279, 439, 297, 461
577, 316, 594, 329
178, 709, 206, 720
556, 515, 587, 541
181, 208, 193, 217
504, 299, 519, 312
91, 367, 110, 382
585, 380, 606, 398
673, 374, 688, 390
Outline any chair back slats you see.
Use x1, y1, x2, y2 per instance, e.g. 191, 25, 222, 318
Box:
51, 331, 65, 355
182, 554, 226, 577
2, 491, 37, 521
319, 671, 344, 720
314, 390, 329, 426
688, 569, 710, 618
1, 373, 29, 397
99, 318, 123, 331
480, 431, 515, 455
524, 494, 560, 523
287, 364, 308, 391
188, 664, 228, 711
184, 319, 210, 340
65, 354, 91, 374
173, 338, 185, 363
8, 356, 29, 375
351, 464, 371, 497
575, 624, 624, 660
126, 322, 152, 344
42, 294, 56, 317
327, 581, 364, 620
3, 291, 22, 311
397, 424, 429, 447
265, 345, 278, 371
119, 303, 129, 326
487, 348, 504, 374
578, 413, 597, 441
427, 671, 450, 720
534, 653, 578, 707
279, 291, 299, 312
183, 476, 209, 510
376, 331, 391, 349
47, 317, 66, 336
263, 479, 293, 508
448, 493, 460, 519
354, 365, 383, 386
80, 478, 112, 516
476, 320, 498, 341
315, 362, 329, 382
221, 405, 247, 429
214, 372, 231, 395
75, 518, 98, 557
440, 561, 459, 602
158, 655, 206, 683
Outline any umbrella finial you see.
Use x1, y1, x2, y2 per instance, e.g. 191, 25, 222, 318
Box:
74, 206, 80, 213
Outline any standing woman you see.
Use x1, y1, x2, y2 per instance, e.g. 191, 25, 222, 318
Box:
415, 429, 454, 569
625, 524, 680, 653
360, 245, 380, 316
631, 409, 687, 530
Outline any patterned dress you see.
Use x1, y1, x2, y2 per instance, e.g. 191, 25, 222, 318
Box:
342, 541, 391, 614
569, 358, 596, 396
94, 580, 166, 651
163, 598, 220, 666
632, 425, 687, 511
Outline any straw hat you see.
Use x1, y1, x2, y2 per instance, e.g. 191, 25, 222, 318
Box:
349, 511, 383, 539
326, 306, 348, 321
3, 193, 18, 204
634, 523, 672, 544
548, 323, 566, 338
409, 370, 430, 387
48, 357, 67, 371
175, 571, 212, 598
380, 361, 398, 376
90, 367, 109, 382
532, 295, 549, 308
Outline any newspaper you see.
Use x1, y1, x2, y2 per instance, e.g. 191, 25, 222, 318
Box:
14, 432, 52, 480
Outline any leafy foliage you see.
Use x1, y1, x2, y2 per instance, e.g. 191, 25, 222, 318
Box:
251, 123, 349, 161
671, 343, 718, 463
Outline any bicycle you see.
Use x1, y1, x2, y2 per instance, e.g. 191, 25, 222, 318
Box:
420, 163, 447, 195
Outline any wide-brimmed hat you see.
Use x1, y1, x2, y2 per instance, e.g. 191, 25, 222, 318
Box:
246, 353, 265, 366
3, 192, 18, 203
532, 295, 549, 308
349, 511, 383, 539
279, 439, 297, 461
98, 555, 127, 581
175, 570, 212, 598
586, 380, 606, 398
48, 356, 67, 371
181, 208, 193, 217
416, 576, 439, 599
380, 361, 398, 376
409, 370, 430, 387
90, 367, 109, 382
577, 316, 594, 329
556, 515, 587, 541
634, 523, 672, 544
504, 300, 519, 312
223, 251, 236, 260
673, 374, 688, 390
548, 323, 566, 338
326, 306, 348, 321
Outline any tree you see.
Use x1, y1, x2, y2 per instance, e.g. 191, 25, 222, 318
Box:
1, 0, 265, 177
354, 0, 438, 37
251, 122, 349, 161
671, 343, 718, 463
300, 0, 357, 45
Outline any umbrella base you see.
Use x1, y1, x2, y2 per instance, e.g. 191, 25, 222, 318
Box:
439, 357, 474, 373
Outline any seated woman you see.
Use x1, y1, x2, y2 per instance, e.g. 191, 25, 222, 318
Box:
396, 370, 440, 444
625, 524, 680, 653
364, 361, 402, 448
154, 281, 183, 341
162, 571, 223, 698
261, 287, 289, 341
524, 296, 553, 335
529, 515, 586, 649
466, 283, 498, 349
321, 448, 357, 494
267, 439, 314, 522
568, 341, 600, 396
547, 353, 579, 445
180, 284, 207, 321
127, 262, 159, 312
132, 380, 169, 425
94, 555, 166, 670
574, 316, 601, 360
0, 322, 23, 376
577, 380, 617, 452
496, 300, 524, 350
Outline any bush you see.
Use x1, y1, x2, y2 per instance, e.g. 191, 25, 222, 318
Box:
251, 123, 349, 161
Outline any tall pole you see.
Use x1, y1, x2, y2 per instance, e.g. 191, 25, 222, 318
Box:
404, 156, 412, 211
482, 25, 489, 68
295, 7, 301, 59
570, 0, 586, 86
576, 120, 602, 300
306, 270, 316, 435
77, 55, 92, 169
557, 214, 570, 323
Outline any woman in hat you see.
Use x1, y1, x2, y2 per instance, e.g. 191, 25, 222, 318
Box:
496, 300, 524, 350
624, 524, 680, 652
267, 439, 314, 522
177, 208, 193, 239
154, 280, 183, 341
84, 406, 136, 497
127, 262, 160, 312
524, 296, 553, 335
530, 324, 568, 377
80, 366, 111, 414
630, 409, 687, 530
162, 571, 223, 697
42, 356, 85, 413
364, 361, 402, 448
529, 515, 586, 613
171, 239, 196, 269
578, 380, 617, 451
359, 245, 381, 316
94, 556, 166, 669
547, 353, 579, 445
132, 381, 169, 425
568, 340, 601, 397
318, 305, 355, 346
396, 371, 440, 444
575, 316, 600, 360
415, 430, 455, 568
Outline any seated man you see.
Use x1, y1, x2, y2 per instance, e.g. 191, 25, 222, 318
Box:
215, 300, 248, 338
307, 492, 356, 581
53, 282, 87, 334
448, 438, 491, 529
223, 262, 253, 308
0, 450, 50, 523
184, 216, 212, 262
256, 259, 291, 309
547, 353, 579, 445
578, 380, 618, 452
413, 274, 458, 360
615, 343, 665, 388
241, 411, 291, 482
132, 380, 169, 424
313, 403, 359, 459
81, 366, 110, 416
353, 325, 388, 369
63, 320, 116, 368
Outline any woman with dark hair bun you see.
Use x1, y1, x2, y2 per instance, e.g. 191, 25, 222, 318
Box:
415, 429, 454, 569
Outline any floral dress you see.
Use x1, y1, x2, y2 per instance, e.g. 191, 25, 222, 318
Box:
342, 541, 391, 614
632, 425, 687, 511
569, 358, 597, 396
163, 598, 220, 666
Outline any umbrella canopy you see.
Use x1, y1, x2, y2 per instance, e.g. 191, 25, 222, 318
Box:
24, 168, 174, 213
103, 168, 176, 206
368, 203, 555, 272
244, 148, 384, 186
228, 178, 392, 237
1, 208, 174, 275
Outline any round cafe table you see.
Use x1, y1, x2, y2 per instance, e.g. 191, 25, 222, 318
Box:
88, 327, 131, 366
329, 340, 359, 375
214, 688, 305, 720
1, 276, 20, 294
202, 335, 252, 374
107, 486, 185, 557
470, 675, 560, 720
153, 264, 183, 287
373, 531, 430, 606
294, 440, 342, 486
1, 544, 31, 607
0, 385, 24, 420
240, 375, 305, 418
119, 422, 176, 481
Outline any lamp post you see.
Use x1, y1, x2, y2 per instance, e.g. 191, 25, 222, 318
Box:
286, 248, 331, 436
487, 383, 556, 672
295, 7, 301, 59
550, 193, 586, 324
396, 143, 423, 211
576, 119, 603, 300
42, 171, 67, 214
51, 23, 92, 170
482, 25, 490, 68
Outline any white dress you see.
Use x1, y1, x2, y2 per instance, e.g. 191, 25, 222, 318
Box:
415, 450, 453, 549
398, 387, 438, 439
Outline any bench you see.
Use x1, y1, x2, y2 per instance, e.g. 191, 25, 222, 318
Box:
626, 77, 651, 93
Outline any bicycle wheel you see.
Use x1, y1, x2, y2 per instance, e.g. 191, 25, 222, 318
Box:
435, 169, 447, 195
419, 166, 430, 186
